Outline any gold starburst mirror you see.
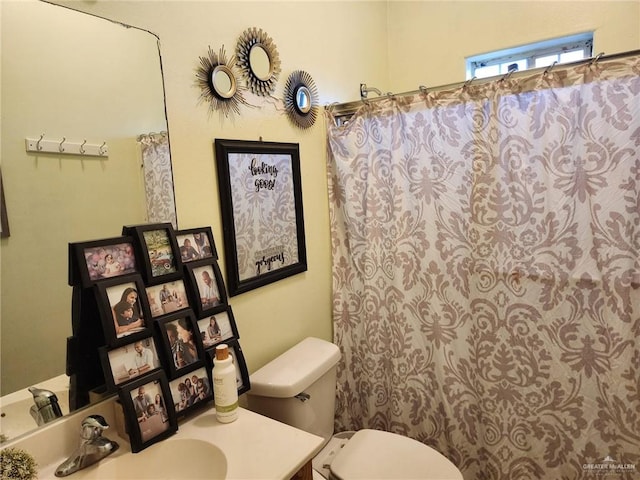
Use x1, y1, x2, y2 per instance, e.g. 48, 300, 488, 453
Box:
236, 27, 281, 96
195, 45, 249, 119
284, 70, 319, 129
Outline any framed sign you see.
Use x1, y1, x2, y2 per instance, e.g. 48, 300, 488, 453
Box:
214, 139, 307, 296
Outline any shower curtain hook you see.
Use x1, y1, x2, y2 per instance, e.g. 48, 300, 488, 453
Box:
499, 70, 515, 83
463, 76, 476, 89
590, 52, 605, 66
418, 85, 428, 95
543, 61, 557, 76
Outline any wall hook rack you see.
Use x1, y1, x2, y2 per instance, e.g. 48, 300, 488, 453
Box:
25, 135, 109, 157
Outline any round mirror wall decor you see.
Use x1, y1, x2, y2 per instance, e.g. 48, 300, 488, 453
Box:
236, 27, 281, 96
283, 70, 319, 129
195, 45, 248, 119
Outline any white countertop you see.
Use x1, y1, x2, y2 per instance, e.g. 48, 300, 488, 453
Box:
3, 399, 325, 480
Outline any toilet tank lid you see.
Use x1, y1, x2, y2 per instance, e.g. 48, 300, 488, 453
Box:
249, 337, 341, 398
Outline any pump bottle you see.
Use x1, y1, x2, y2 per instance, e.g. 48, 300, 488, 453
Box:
213, 344, 239, 423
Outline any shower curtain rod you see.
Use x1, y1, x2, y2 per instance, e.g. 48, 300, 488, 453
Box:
328, 48, 640, 120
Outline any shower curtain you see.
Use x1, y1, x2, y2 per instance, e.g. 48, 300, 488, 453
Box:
326, 56, 639, 479
137, 131, 177, 228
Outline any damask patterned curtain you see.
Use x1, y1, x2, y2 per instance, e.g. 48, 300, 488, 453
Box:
137, 132, 177, 228
326, 56, 640, 479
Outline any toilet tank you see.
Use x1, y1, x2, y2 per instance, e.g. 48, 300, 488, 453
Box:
246, 337, 341, 443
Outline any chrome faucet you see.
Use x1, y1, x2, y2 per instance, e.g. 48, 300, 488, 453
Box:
28, 387, 63, 426
55, 415, 119, 477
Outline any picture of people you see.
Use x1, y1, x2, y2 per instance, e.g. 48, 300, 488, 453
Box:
194, 265, 222, 311
106, 283, 145, 338
169, 367, 211, 414
105, 338, 160, 386
197, 310, 236, 348
142, 229, 177, 277
130, 380, 170, 443
83, 242, 136, 281
176, 230, 214, 263
146, 280, 189, 317
164, 317, 199, 370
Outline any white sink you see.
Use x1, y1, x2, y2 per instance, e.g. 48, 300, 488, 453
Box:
68, 438, 227, 479
0, 390, 69, 441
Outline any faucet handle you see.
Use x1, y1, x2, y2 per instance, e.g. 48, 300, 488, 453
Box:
81, 415, 110, 440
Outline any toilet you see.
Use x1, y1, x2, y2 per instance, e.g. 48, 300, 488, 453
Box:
246, 337, 463, 480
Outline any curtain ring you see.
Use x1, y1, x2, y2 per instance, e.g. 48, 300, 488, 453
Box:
499, 70, 515, 83
543, 61, 557, 76
590, 52, 605, 66
463, 76, 476, 89
418, 85, 428, 95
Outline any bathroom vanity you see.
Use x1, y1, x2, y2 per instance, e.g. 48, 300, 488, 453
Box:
2, 396, 324, 479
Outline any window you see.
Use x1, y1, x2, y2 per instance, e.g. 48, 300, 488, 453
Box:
466, 33, 593, 80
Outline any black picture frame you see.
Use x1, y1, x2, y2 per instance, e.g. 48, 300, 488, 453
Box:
184, 259, 227, 317
196, 306, 239, 350
175, 226, 218, 262
99, 335, 162, 391
145, 279, 190, 319
69, 236, 138, 287
118, 370, 177, 453
207, 339, 250, 395
155, 311, 206, 379
123, 223, 182, 285
0, 168, 9, 238
94, 275, 151, 347
168, 365, 213, 418
214, 139, 307, 296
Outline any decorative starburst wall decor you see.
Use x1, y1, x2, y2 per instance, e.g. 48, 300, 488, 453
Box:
236, 27, 281, 97
195, 45, 249, 120
283, 70, 319, 129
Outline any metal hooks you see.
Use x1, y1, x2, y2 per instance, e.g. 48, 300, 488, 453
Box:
463, 76, 476, 89
25, 136, 109, 157
499, 69, 515, 83
543, 61, 558, 76
590, 52, 605, 66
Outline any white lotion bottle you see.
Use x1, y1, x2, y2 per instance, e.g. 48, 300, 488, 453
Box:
213, 343, 239, 423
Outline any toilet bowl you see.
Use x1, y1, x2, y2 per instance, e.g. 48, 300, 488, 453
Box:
246, 337, 463, 480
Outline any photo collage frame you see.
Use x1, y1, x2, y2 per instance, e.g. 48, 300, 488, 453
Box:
69, 223, 249, 452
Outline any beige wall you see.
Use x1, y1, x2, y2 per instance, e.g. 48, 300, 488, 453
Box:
387, 1, 640, 92
47, 0, 390, 375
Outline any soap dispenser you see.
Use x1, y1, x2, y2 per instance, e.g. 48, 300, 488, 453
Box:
213, 344, 239, 423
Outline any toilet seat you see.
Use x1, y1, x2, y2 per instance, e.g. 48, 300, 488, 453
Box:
329, 429, 463, 480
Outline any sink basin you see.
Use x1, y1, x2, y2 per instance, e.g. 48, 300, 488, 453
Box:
70, 438, 227, 479
0, 390, 69, 441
